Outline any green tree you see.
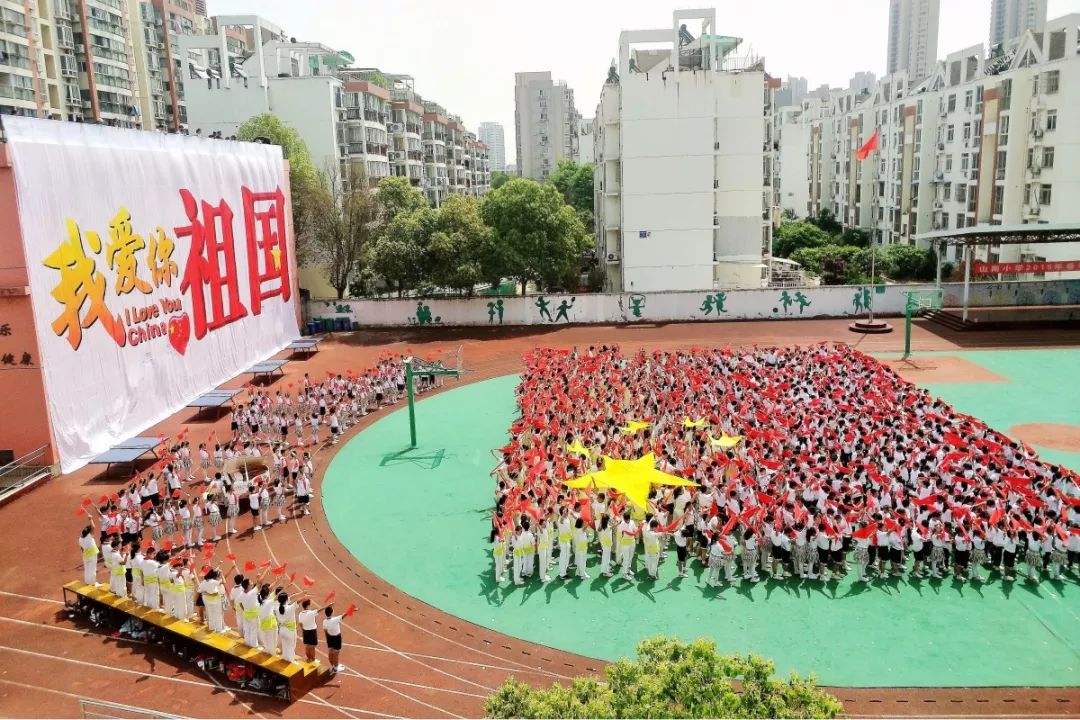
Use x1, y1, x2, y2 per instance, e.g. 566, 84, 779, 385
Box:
309, 165, 381, 299
791, 245, 863, 285
236, 113, 321, 263
426, 195, 490, 294
485, 637, 842, 719
838, 227, 871, 248
772, 221, 831, 258
807, 208, 842, 235
480, 178, 589, 294
548, 159, 595, 215
490, 170, 511, 189
369, 206, 434, 297
376, 175, 429, 223
880, 243, 939, 281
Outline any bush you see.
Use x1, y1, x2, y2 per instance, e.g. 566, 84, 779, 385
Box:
485, 637, 843, 719
791, 245, 863, 285
772, 221, 831, 259
881, 244, 930, 281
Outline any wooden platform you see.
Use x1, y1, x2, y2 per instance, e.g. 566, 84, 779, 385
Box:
62, 581, 332, 701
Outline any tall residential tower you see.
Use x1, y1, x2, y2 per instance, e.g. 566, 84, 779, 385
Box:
513, 71, 578, 181
886, 0, 940, 82
477, 121, 506, 171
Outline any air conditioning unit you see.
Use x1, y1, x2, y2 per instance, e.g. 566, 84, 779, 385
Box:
937, 142, 945, 150
61, 67, 77, 78
1031, 165, 1041, 176
1033, 127, 1044, 138
388, 151, 405, 162
387, 122, 404, 133
605, 252, 620, 264
338, 144, 349, 156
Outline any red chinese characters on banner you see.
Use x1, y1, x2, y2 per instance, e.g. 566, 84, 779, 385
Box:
973, 260, 1080, 275
242, 186, 291, 315
176, 189, 248, 339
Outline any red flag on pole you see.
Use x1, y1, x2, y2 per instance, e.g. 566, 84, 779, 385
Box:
343, 603, 358, 618
302, 575, 316, 588
855, 129, 880, 161
323, 590, 336, 604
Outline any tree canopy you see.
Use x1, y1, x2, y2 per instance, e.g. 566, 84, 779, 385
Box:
490, 170, 511, 189
236, 113, 321, 263
772, 221, 831, 259
480, 177, 589, 295
485, 637, 842, 719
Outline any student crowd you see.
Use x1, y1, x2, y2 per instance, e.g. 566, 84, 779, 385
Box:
76, 353, 443, 670
490, 344, 1080, 588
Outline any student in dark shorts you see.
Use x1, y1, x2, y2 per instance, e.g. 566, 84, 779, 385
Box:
298, 599, 319, 663
323, 605, 344, 672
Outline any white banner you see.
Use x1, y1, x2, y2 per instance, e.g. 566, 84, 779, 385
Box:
5, 117, 298, 473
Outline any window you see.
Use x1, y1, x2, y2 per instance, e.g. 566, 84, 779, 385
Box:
945, 155, 953, 171
964, 90, 973, 109
1045, 70, 1060, 94
962, 122, 971, 141
961, 153, 969, 170
947, 94, 956, 112
956, 184, 967, 203
943, 184, 951, 200
956, 213, 965, 229
1043, 146, 1054, 168
999, 114, 1009, 144
946, 124, 954, 142
1046, 109, 1057, 131
1027, 147, 1034, 168
991, 185, 1004, 214
1039, 184, 1052, 205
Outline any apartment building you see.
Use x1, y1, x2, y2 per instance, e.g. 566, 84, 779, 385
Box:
477, 121, 505, 171
514, 70, 578, 181
849, 71, 877, 94
887, 0, 940, 82
990, 0, 1047, 50
128, 0, 207, 131
574, 116, 593, 165
1, 0, 142, 127
593, 9, 770, 293
775, 14, 1080, 278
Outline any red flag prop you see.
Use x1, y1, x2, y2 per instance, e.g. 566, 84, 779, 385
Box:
258, 559, 271, 569
140, 539, 153, 551
323, 590, 336, 604
343, 603, 358, 618
225, 552, 237, 562
855, 128, 880, 161
98, 494, 109, 505
243, 560, 257, 572
852, 523, 878, 540
914, 494, 939, 507
989, 507, 1004, 526
140, 500, 153, 510
74, 507, 86, 517
271, 563, 288, 576
162, 539, 174, 552
302, 575, 316, 588
81, 497, 93, 507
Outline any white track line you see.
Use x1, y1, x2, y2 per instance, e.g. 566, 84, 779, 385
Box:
0, 677, 197, 718
0, 643, 397, 718
263, 522, 496, 692
292, 518, 574, 681
0, 588, 62, 605
258, 529, 466, 718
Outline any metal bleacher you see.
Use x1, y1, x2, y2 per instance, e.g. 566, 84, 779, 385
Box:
63, 581, 332, 701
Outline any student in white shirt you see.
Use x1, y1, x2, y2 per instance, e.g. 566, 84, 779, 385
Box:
323, 606, 344, 672
298, 599, 320, 663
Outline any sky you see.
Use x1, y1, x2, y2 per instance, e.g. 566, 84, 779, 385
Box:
207, 0, 1080, 164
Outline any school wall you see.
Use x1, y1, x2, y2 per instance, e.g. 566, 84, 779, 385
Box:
0, 144, 56, 465
306, 279, 1080, 328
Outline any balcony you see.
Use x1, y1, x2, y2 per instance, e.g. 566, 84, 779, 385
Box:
366, 143, 389, 157
363, 110, 385, 124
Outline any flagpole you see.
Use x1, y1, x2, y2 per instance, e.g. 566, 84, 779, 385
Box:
849, 127, 891, 336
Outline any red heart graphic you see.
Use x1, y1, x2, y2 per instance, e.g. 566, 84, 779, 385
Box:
168, 313, 191, 355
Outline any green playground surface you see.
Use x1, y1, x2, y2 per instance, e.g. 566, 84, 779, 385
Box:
322, 349, 1080, 687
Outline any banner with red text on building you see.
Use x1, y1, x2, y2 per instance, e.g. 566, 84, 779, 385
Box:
4, 117, 298, 473
973, 260, 1080, 275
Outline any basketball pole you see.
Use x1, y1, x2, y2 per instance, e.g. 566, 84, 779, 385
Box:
403, 356, 460, 449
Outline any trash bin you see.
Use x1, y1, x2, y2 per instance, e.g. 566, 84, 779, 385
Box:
306, 321, 317, 336
336, 317, 350, 332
